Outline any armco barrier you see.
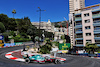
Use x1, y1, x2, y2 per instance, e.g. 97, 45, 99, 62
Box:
78, 53, 88, 56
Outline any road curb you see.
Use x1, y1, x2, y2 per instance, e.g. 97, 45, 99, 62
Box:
5, 50, 100, 62
5, 49, 25, 62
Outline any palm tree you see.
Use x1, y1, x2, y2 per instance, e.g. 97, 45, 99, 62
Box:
12, 9, 16, 18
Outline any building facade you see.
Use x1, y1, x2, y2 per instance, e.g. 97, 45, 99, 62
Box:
74, 4, 100, 47
31, 20, 54, 33
69, 0, 85, 46
54, 27, 68, 41
69, 0, 85, 14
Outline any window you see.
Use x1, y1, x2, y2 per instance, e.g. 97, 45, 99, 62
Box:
86, 33, 91, 36
86, 40, 92, 43
85, 19, 90, 23
84, 13, 89, 17
85, 26, 91, 29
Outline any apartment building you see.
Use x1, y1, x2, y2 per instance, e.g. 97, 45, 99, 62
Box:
69, 0, 85, 14
69, 0, 85, 46
74, 4, 100, 47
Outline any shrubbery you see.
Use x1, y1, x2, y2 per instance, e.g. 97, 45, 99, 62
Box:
0, 22, 5, 33
12, 34, 31, 42
52, 42, 59, 47
39, 38, 52, 54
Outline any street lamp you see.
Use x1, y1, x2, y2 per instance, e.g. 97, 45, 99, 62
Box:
37, 7, 46, 45
12, 9, 16, 18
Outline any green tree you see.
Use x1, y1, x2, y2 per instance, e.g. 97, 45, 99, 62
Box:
27, 25, 37, 36
61, 35, 65, 40
27, 25, 38, 42
8, 18, 17, 31
0, 14, 9, 30
0, 14, 17, 31
0, 22, 5, 33
16, 17, 31, 33
44, 31, 54, 39
9, 31, 16, 36
85, 43, 98, 54
40, 38, 52, 54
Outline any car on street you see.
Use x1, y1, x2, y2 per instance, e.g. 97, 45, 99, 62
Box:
23, 54, 66, 64
23, 54, 45, 63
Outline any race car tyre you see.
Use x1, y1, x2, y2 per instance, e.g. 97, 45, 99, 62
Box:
54, 59, 63, 64
25, 58, 30, 64
54, 59, 60, 64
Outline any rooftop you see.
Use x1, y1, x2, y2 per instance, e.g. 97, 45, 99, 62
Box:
75, 4, 100, 13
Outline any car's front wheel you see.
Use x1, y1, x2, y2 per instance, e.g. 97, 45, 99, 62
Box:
25, 58, 30, 64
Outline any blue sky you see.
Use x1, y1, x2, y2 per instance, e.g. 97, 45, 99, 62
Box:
0, 0, 100, 22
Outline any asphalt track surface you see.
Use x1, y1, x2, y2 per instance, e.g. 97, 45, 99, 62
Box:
1, 44, 100, 67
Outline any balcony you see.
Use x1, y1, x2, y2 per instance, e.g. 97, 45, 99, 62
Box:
93, 20, 100, 26
94, 28, 100, 32
75, 17, 82, 21
93, 24, 100, 26
94, 31, 100, 34
94, 20, 100, 23
94, 34, 100, 37
76, 23, 82, 26
94, 37, 100, 40
75, 29, 82, 34
75, 25, 82, 28
92, 14, 100, 18
75, 13, 81, 16
92, 9, 100, 12
76, 44, 84, 47
76, 38, 83, 40
75, 31, 83, 34
95, 40, 100, 45
76, 35, 83, 38
76, 29, 82, 31
94, 34, 100, 40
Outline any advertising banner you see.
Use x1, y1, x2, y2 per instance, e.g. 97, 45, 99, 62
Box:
0, 40, 4, 47
59, 43, 70, 50
15, 42, 23, 46
4, 43, 15, 47
0, 43, 4, 47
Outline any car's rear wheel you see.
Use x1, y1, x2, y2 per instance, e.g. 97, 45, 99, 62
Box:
54, 59, 63, 64
25, 58, 30, 64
